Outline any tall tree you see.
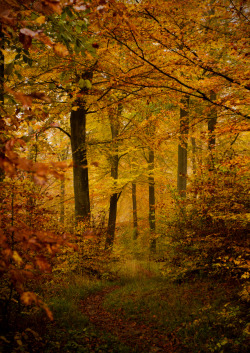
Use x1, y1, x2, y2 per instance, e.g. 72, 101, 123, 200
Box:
148, 148, 156, 252
208, 91, 217, 170
177, 96, 189, 197
70, 71, 93, 224
105, 104, 122, 250
0, 23, 4, 183
132, 182, 139, 239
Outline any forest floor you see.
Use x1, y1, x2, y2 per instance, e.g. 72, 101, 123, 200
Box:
1, 261, 248, 353
80, 285, 182, 353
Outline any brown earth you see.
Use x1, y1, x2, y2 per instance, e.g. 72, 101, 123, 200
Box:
80, 286, 186, 353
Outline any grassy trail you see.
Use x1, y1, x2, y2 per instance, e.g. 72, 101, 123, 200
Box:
80, 284, 182, 353
1, 259, 248, 353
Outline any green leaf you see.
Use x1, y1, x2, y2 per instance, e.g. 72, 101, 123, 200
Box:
30, 12, 38, 20
14, 70, 22, 80
76, 38, 82, 48
49, 83, 56, 90
78, 79, 92, 89
27, 58, 33, 67
85, 80, 92, 89
5, 62, 14, 75
61, 11, 67, 21
78, 78, 85, 89
60, 72, 66, 81
65, 7, 74, 18
23, 55, 28, 63
74, 43, 81, 54
76, 25, 82, 34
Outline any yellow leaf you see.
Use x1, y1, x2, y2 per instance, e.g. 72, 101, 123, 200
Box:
12, 251, 23, 265
21, 291, 38, 305
241, 272, 250, 279
0, 336, 10, 344
53, 43, 69, 57
35, 16, 46, 25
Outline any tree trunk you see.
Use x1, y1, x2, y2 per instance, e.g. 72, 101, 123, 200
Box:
59, 144, 69, 225
148, 149, 156, 253
132, 182, 138, 239
177, 96, 189, 197
60, 176, 65, 225
208, 91, 217, 170
191, 137, 197, 176
0, 24, 5, 182
105, 192, 118, 249
70, 71, 93, 224
105, 105, 121, 250
70, 106, 90, 223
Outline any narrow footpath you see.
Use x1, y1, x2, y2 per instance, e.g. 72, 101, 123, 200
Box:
80, 285, 185, 353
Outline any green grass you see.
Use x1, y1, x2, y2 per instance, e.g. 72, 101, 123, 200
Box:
1, 275, 137, 353
104, 276, 249, 353
2, 269, 248, 353
43, 276, 137, 353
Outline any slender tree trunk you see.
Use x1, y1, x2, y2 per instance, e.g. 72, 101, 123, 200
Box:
70, 71, 92, 224
0, 24, 5, 182
105, 104, 121, 250
60, 176, 65, 224
148, 148, 156, 253
26, 131, 38, 226
132, 182, 138, 239
191, 136, 198, 199
191, 137, 197, 176
177, 96, 189, 197
208, 91, 217, 170
106, 137, 119, 248
70, 106, 90, 224
59, 144, 69, 225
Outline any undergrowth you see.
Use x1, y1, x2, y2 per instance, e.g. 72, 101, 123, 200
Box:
104, 276, 249, 353
0, 275, 135, 353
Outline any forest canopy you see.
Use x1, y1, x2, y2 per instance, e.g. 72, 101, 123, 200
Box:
0, 0, 249, 352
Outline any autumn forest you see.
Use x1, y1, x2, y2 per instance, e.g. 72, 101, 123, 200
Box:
0, 0, 249, 352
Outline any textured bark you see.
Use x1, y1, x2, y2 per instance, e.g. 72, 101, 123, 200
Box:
132, 182, 138, 239
70, 71, 93, 223
0, 24, 5, 182
191, 137, 197, 175
70, 106, 90, 223
105, 192, 118, 249
148, 149, 156, 253
177, 96, 189, 198
208, 91, 217, 170
59, 145, 69, 225
105, 105, 121, 250
60, 177, 65, 224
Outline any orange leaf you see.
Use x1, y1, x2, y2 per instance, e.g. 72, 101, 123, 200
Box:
53, 43, 69, 57
21, 291, 38, 305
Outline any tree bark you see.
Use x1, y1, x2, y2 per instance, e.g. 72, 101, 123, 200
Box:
177, 96, 189, 198
191, 137, 197, 176
208, 91, 217, 170
70, 106, 90, 223
0, 24, 5, 183
59, 145, 69, 225
70, 71, 92, 224
105, 104, 121, 250
60, 174, 65, 224
132, 182, 138, 239
148, 148, 156, 253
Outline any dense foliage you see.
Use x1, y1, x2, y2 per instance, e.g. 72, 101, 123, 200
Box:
0, 0, 249, 352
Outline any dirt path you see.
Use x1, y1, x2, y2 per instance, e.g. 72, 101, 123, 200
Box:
80, 286, 183, 353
